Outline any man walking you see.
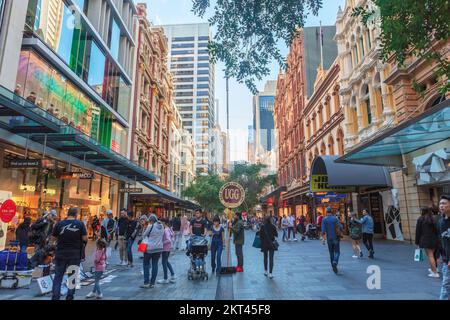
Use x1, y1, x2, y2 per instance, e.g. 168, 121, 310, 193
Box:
231, 212, 245, 272
100, 210, 115, 243
281, 215, 289, 242
287, 214, 297, 241
51, 207, 87, 300
117, 209, 129, 266
125, 211, 139, 267
322, 206, 342, 274
438, 195, 450, 300
359, 209, 375, 259
172, 213, 182, 250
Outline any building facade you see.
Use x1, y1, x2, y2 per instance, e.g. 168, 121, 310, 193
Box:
169, 101, 182, 197
0, 0, 161, 248
181, 129, 196, 195
161, 23, 216, 174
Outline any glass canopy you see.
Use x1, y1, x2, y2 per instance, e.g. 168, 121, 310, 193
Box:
338, 99, 450, 167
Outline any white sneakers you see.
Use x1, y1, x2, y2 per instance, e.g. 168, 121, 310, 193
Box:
119, 261, 128, 266
170, 276, 177, 283
428, 268, 440, 278
264, 271, 268, 277
352, 255, 358, 258
268, 273, 274, 279
157, 279, 170, 284
86, 291, 96, 299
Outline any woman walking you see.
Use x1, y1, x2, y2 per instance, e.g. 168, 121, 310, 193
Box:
86, 239, 108, 299
259, 216, 278, 279
210, 215, 225, 275
348, 210, 363, 258
158, 218, 176, 284
415, 207, 440, 278
180, 214, 190, 250
140, 214, 164, 289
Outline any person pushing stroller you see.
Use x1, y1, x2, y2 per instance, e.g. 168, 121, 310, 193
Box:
186, 209, 209, 280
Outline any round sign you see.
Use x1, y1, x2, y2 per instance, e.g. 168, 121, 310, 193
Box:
219, 182, 245, 209
0, 199, 17, 223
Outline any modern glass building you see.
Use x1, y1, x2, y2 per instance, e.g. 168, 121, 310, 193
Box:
161, 23, 216, 174
0, 0, 156, 243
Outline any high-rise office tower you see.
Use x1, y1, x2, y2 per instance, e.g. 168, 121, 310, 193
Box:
161, 23, 215, 174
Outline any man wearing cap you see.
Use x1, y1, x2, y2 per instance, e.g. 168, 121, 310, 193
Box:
100, 210, 115, 243
321, 206, 343, 274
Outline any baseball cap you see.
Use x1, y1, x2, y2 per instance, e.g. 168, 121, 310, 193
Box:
106, 209, 113, 215
149, 214, 158, 223
139, 215, 148, 222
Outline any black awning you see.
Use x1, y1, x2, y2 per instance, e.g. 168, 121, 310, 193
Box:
141, 181, 190, 205
260, 186, 287, 203
283, 183, 310, 200
311, 156, 392, 189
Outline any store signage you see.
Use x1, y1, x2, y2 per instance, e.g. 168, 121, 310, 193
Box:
0, 199, 16, 223
119, 188, 143, 193
219, 182, 245, 209
59, 172, 94, 180
5, 158, 41, 168
43, 188, 56, 195
311, 174, 356, 192
20, 184, 36, 192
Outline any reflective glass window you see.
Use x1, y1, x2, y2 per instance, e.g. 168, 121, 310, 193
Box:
109, 18, 120, 60
173, 37, 194, 42
0, 0, 5, 33
87, 41, 106, 96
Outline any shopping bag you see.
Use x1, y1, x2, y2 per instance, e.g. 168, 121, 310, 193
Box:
137, 238, 148, 253
414, 248, 424, 262
252, 232, 261, 249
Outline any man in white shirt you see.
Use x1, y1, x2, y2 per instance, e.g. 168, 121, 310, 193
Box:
288, 214, 297, 241
281, 215, 289, 242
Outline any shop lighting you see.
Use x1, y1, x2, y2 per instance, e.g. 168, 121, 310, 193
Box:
20, 184, 36, 192
43, 188, 56, 195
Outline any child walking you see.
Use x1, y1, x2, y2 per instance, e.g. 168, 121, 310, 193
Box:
86, 239, 107, 299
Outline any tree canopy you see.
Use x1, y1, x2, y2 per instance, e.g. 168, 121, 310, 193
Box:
192, 0, 322, 93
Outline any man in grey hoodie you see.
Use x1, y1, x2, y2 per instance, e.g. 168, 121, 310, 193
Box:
140, 214, 164, 288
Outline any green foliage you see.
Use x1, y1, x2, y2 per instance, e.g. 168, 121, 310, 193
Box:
192, 0, 323, 93
182, 171, 225, 214
353, 0, 450, 94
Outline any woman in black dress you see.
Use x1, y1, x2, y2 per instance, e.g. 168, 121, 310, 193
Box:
260, 216, 278, 279
415, 208, 440, 278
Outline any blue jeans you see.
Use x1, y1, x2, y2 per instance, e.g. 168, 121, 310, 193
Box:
282, 228, 287, 241
235, 244, 243, 267
51, 257, 80, 300
211, 241, 223, 272
440, 265, 450, 300
126, 239, 134, 264
143, 252, 161, 285
93, 271, 103, 295
161, 251, 175, 279
327, 238, 340, 266
20, 245, 27, 253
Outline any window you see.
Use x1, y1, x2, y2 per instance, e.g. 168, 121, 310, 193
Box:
359, 36, 365, 57
197, 63, 209, 68
73, 0, 87, 13
364, 86, 372, 125
198, 36, 209, 41
196, 105, 209, 111
198, 56, 209, 61
174, 77, 193, 83
179, 106, 193, 112
87, 41, 106, 96
197, 77, 209, 82
175, 84, 193, 90
197, 69, 209, 75
175, 99, 193, 104
175, 91, 193, 97
0, 0, 5, 33
197, 91, 209, 96
172, 43, 194, 49
198, 49, 209, 54
183, 121, 193, 127
109, 18, 121, 61
171, 63, 194, 69
197, 84, 209, 89
171, 56, 194, 62
198, 42, 208, 48
172, 50, 194, 55
173, 37, 195, 42
174, 70, 193, 76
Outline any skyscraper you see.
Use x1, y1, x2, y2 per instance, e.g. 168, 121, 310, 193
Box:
161, 23, 216, 174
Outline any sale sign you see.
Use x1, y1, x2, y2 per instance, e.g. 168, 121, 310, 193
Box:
219, 182, 245, 209
0, 199, 16, 223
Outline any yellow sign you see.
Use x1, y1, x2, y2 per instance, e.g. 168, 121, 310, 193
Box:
311, 175, 355, 192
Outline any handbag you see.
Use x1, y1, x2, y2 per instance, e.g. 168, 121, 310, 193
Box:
263, 225, 279, 250
252, 232, 261, 249
414, 248, 424, 262
137, 225, 153, 253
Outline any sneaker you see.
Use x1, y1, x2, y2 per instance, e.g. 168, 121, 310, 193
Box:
85, 291, 96, 299
352, 255, 358, 258
140, 283, 153, 289
268, 273, 273, 279
170, 276, 176, 283
122, 261, 128, 266
157, 279, 170, 284
96, 293, 103, 299
359, 251, 363, 258
293, 238, 298, 241
332, 263, 338, 274
428, 272, 440, 278
128, 263, 134, 268
264, 271, 268, 277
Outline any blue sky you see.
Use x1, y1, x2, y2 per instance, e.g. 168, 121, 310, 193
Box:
143, 0, 346, 161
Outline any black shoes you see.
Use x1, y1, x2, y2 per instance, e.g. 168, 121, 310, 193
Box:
332, 263, 338, 274
368, 251, 374, 259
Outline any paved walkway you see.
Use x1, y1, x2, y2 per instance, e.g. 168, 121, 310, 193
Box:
0, 230, 442, 300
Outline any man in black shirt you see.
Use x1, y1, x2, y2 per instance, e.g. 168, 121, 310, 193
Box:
117, 209, 129, 266
51, 207, 87, 300
125, 211, 139, 267
190, 209, 208, 237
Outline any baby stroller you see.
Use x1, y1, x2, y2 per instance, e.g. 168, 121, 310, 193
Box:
306, 224, 320, 240
186, 236, 209, 281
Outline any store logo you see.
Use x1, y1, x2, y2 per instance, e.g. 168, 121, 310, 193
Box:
366, 265, 381, 290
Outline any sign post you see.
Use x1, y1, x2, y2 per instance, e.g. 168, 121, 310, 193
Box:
219, 182, 245, 274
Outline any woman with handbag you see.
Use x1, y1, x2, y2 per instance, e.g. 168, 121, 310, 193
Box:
259, 216, 278, 279
415, 207, 440, 278
139, 214, 164, 288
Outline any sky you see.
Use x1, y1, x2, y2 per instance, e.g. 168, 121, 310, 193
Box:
143, 0, 346, 161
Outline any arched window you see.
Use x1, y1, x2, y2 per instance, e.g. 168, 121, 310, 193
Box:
337, 129, 345, 155
320, 142, 326, 155
325, 99, 331, 122
361, 85, 372, 125
328, 136, 335, 155
138, 149, 144, 167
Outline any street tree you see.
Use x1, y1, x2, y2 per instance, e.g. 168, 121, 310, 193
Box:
353, 0, 450, 94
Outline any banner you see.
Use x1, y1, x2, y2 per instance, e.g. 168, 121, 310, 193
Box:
381, 189, 404, 241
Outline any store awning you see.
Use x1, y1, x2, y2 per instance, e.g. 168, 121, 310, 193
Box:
337, 99, 450, 167
283, 183, 310, 200
260, 186, 287, 203
311, 156, 392, 190
140, 181, 199, 209
0, 85, 61, 133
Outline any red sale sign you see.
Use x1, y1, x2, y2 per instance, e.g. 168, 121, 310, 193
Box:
0, 199, 16, 223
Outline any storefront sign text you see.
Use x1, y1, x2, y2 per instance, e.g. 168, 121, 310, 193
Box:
219, 182, 245, 209
119, 188, 143, 193
20, 184, 36, 192
5, 158, 41, 169
0, 199, 17, 223
311, 174, 356, 192
59, 172, 94, 180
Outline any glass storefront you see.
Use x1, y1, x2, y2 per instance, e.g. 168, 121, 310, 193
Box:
24, 0, 131, 121
0, 0, 5, 33
15, 49, 129, 157
0, 141, 120, 242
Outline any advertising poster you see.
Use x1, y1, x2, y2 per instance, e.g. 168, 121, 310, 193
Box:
0, 191, 13, 250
